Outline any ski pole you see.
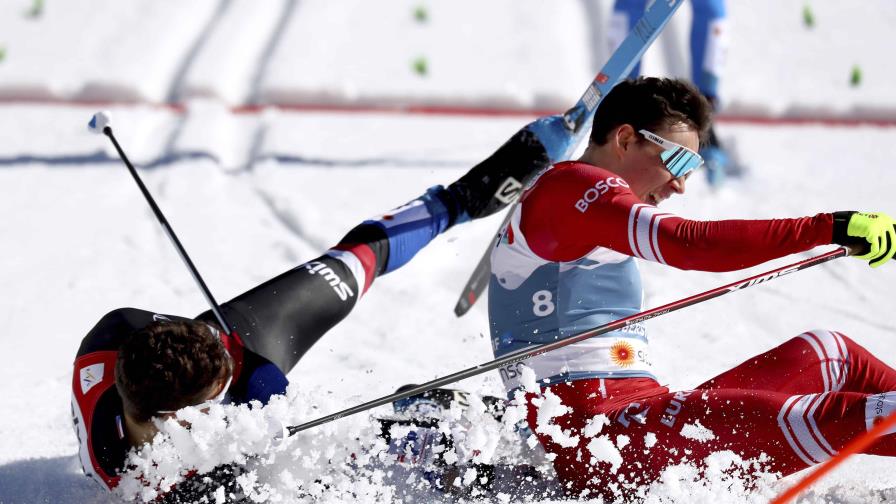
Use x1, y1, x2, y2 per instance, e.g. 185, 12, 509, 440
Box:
287, 247, 848, 436
87, 111, 231, 331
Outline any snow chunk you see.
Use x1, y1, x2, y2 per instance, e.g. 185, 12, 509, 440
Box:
586, 435, 623, 473
462, 467, 478, 486
583, 414, 610, 438
644, 432, 658, 449
644, 450, 779, 503
519, 365, 539, 392
532, 388, 579, 448
680, 420, 716, 442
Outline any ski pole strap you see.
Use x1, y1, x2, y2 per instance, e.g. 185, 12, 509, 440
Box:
287, 247, 848, 436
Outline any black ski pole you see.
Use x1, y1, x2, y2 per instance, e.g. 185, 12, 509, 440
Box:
286, 247, 848, 436
88, 111, 231, 331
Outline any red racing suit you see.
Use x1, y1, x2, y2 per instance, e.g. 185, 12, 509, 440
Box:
486, 161, 896, 498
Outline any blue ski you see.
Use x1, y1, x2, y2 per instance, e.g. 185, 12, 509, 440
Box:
454, 0, 685, 316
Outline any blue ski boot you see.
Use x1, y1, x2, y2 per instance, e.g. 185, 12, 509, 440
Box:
700, 124, 734, 188
701, 143, 729, 188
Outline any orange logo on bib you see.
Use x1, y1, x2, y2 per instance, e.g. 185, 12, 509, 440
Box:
610, 341, 636, 368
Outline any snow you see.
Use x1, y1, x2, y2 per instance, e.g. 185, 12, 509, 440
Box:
583, 414, 610, 438
532, 389, 579, 449
3, 1, 896, 118
680, 421, 716, 443
0, 1, 219, 102
258, 0, 592, 109
0, 1, 895, 503
587, 435, 624, 474
177, 0, 287, 104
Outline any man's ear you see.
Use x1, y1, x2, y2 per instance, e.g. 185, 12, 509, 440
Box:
613, 124, 637, 158
208, 376, 229, 398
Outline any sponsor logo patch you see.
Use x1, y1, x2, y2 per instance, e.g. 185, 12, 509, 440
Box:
866, 392, 896, 435
617, 402, 650, 428
304, 261, 355, 301
80, 363, 104, 395
575, 177, 629, 213
494, 177, 523, 205
610, 341, 636, 367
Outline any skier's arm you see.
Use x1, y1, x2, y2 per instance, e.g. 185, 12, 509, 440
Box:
519, 163, 833, 272
227, 349, 288, 405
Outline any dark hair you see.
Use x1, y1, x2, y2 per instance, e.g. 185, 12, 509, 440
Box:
115, 320, 232, 422
589, 77, 712, 146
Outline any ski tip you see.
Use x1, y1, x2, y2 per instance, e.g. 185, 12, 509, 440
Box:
87, 111, 111, 134
454, 296, 472, 317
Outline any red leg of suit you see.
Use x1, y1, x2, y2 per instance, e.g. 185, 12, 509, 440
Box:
526, 331, 896, 499
697, 330, 896, 394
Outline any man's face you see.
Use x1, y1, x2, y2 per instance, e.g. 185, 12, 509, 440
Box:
617, 123, 700, 206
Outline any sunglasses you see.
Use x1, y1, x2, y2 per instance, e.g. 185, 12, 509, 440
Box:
638, 129, 704, 178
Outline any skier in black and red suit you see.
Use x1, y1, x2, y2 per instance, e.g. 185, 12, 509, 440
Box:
70, 112, 574, 497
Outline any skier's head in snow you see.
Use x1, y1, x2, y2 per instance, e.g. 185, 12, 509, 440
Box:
114, 320, 232, 437
583, 77, 712, 206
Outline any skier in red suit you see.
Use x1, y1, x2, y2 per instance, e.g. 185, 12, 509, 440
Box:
487, 77, 896, 499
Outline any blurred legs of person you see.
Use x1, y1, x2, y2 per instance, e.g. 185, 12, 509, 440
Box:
610, 0, 733, 187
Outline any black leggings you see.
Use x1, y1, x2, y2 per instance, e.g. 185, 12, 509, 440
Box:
196, 226, 387, 374
194, 186, 443, 374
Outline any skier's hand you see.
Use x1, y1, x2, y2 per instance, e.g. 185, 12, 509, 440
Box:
832, 211, 896, 267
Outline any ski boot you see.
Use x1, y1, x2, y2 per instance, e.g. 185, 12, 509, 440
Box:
445, 113, 585, 224
701, 120, 740, 188
378, 385, 510, 492
701, 143, 729, 188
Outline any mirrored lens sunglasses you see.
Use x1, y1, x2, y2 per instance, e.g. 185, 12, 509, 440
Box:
638, 129, 704, 178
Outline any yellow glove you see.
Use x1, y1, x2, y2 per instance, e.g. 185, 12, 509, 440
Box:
832, 211, 896, 268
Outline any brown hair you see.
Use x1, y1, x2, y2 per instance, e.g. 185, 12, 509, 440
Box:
590, 77, 712, 146
115, 320, 232, 422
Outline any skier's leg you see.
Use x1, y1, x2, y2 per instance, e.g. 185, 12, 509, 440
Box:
689, 0, 726, 102
200, 134, 552, 373
195, 184, 456, 373
609, 0, 646, 79
691, 0, 731, 187
696, 330, 896, 395
526, 380, 896, 499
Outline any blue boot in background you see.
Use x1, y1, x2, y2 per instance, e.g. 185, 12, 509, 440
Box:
700, 124, 736, 188
701, 143, 729, 188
